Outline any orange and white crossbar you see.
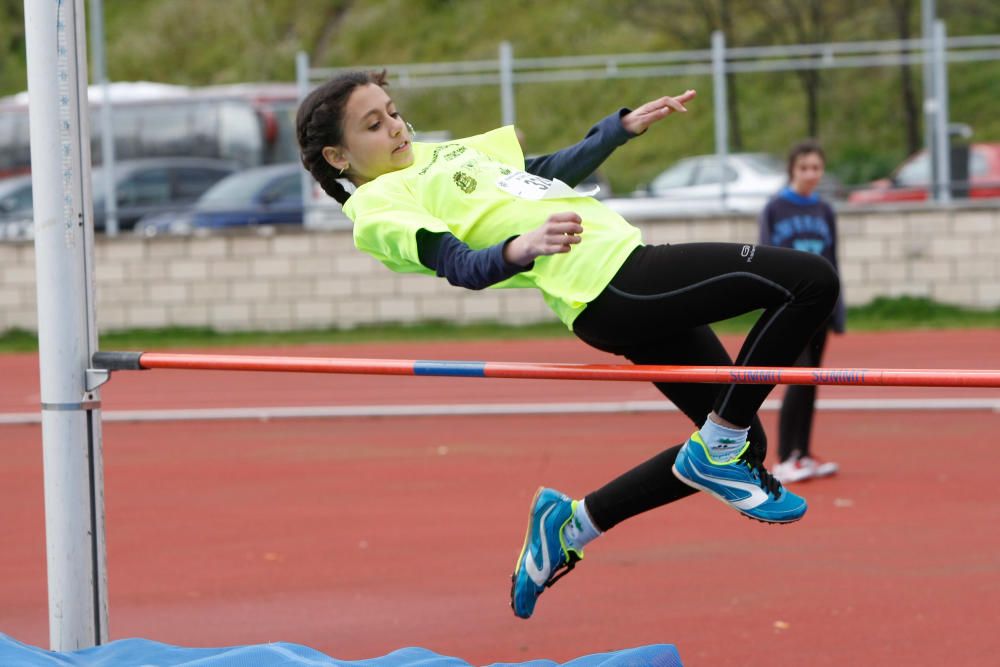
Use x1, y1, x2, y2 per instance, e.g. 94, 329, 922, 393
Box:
91, 351, 1000, 388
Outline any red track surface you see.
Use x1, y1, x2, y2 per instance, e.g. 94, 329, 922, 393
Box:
2, 331, 999, 665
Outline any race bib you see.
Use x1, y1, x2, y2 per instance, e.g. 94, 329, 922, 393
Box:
496, 171, 599, 200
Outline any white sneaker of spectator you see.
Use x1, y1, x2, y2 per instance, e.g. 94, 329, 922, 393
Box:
799, 455, 839, 478
772, 454, 839, 484
771, 456, 815, 484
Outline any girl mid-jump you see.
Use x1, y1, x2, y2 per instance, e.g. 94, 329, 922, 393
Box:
297, 71, 839, 619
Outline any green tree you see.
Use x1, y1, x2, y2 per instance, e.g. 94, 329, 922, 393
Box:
0, 0, 26, 94
888, 0, 921, 155
746, 0, 863, 139
611, 0, 748, 150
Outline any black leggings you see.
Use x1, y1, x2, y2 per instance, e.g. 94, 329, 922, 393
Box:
777, 325, 829, 462
571, 243, 839, 531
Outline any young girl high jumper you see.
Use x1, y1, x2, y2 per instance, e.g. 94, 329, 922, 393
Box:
297, 71, 839, 619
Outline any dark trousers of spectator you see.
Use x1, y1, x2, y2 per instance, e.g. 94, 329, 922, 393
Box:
777, 324, 830, 463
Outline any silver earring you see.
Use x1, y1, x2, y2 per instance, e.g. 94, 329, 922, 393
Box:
339, 163, 349, 176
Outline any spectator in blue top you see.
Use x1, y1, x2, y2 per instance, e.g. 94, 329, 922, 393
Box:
759, 139, 845, 483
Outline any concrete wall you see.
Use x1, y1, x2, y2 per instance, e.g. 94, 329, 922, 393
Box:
2, 206, 998, 333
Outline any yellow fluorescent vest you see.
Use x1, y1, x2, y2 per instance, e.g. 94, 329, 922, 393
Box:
344, 126, 642, 329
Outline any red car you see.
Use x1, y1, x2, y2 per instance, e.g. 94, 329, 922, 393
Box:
848, 142, 1000, 204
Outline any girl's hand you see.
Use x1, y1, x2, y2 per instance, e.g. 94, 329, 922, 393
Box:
621, 89, 696, 135
504, 212, 583, 266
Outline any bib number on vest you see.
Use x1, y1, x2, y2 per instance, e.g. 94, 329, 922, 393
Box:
496, 171, 598, 200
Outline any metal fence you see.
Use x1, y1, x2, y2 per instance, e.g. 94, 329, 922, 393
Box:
297, 25, 1000, 210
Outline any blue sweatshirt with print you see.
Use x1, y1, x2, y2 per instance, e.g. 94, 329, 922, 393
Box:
758, 187, 846, 332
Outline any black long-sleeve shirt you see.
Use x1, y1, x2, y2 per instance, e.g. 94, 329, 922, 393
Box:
416, 109, 635, 289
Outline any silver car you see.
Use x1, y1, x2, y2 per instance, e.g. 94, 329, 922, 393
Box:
644, 153, 787, 214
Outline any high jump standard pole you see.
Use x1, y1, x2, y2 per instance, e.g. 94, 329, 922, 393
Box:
24, 0, 109, 649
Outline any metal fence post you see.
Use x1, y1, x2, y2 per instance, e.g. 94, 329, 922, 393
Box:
296, 51, 313, 216
712, 31, 729, 209
932, 20, 951, 204
499, 41, 515, 127
88, 0, 117, 236
921, 0, 940, 202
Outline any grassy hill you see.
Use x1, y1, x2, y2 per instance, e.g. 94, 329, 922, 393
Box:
2, 0, 999, 192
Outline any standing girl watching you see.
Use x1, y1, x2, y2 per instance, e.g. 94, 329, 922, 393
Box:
297, 71, 840, 619
759, 140, 845, 484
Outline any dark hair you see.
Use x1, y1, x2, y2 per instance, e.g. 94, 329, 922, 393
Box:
786, 139, 825, 181
296, 70, 389, 205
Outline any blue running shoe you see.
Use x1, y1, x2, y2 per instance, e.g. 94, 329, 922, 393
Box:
510, 487, 581, 619
673, 432, 807, 524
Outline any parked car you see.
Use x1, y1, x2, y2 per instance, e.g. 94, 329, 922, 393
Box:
640, 153, 786, 214
0, 174, 34, 240
135, 163, 305, 236
630, 152, 845, 215
848, 143, 1000, 204
91, 158, 237, 230
0, 158, 237, 236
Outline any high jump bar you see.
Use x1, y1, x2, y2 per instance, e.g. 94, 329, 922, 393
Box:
92, 351, 1000, 388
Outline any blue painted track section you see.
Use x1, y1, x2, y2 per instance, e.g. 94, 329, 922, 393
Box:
0, 633, 683, 666
413, 360, 487, 377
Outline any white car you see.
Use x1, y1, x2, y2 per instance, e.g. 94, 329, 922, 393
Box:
641, 152, 787, 214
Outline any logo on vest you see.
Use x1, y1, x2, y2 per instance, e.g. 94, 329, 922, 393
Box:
453, 171, 477, 194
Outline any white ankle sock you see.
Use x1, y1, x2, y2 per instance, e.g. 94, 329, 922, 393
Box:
562, 499, 601, 551
698, 416, 749, 463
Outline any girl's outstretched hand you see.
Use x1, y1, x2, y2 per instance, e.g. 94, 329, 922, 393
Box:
621, 89, 696, 135
504, 212, 583, 266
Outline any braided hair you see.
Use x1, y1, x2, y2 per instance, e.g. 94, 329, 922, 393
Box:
296, 70, 389, 205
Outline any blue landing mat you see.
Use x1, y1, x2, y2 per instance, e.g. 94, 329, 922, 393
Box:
0, 633, 683, 666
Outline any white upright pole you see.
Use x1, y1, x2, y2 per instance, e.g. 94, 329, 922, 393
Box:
23, 0, 108, 650
711, 31, 729, 209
